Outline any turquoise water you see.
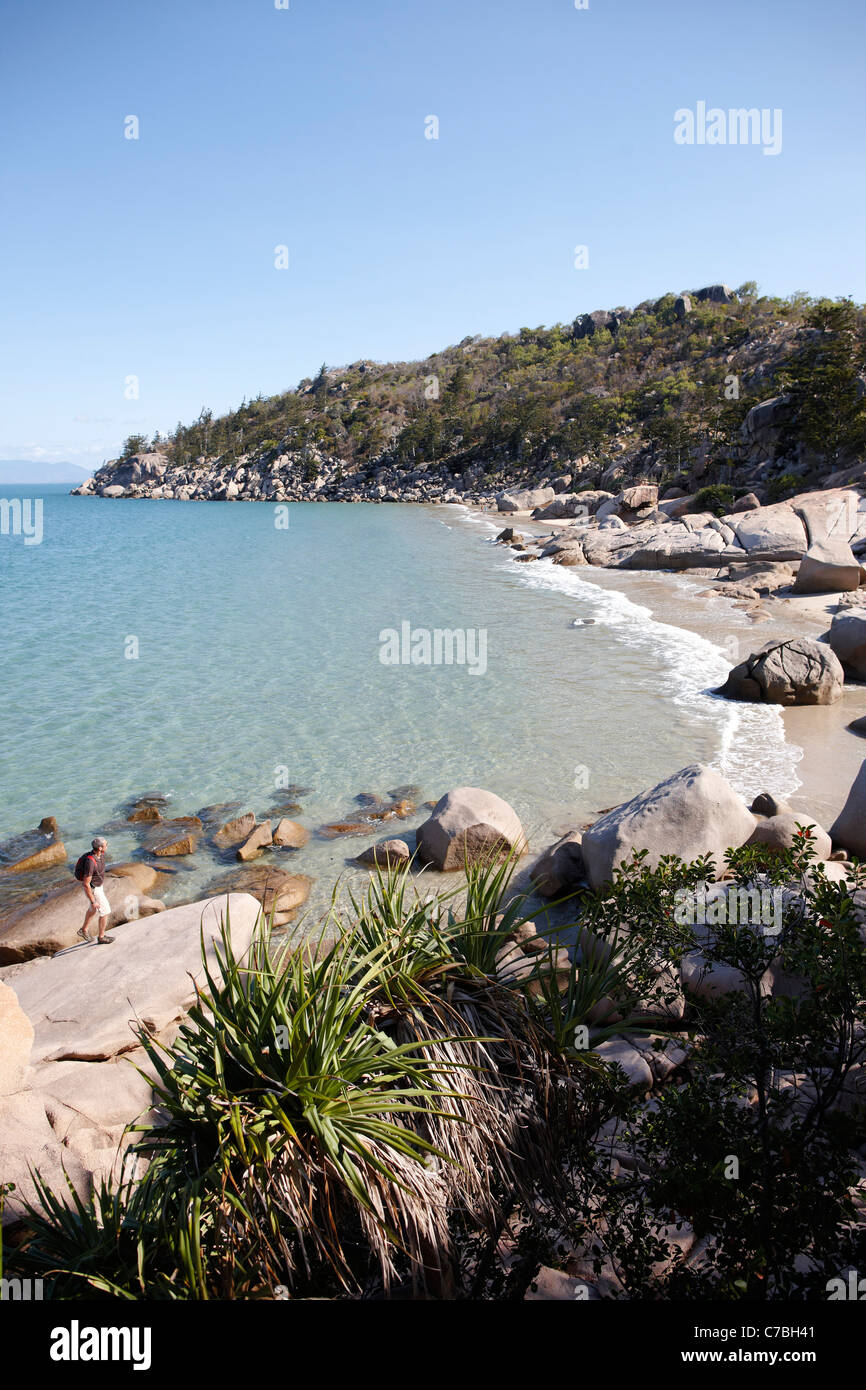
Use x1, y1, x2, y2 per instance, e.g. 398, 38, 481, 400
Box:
0, 486, 799, 919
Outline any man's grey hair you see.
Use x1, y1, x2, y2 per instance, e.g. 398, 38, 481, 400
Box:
92, 836, 107, 850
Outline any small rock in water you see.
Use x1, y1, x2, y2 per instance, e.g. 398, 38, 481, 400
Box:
356, 839, 411, 868
355, 792, 385, 807
272, 818, 310, 849
570, 618, 596, 627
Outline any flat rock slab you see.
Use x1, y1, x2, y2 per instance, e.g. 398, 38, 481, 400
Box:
0, 979, 34, 1095
0, 865, 160, 964
9, 892, 261, 1063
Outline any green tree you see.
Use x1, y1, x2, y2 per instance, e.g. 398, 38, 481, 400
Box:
121, 433, 147, 458
779, 299, 866, 467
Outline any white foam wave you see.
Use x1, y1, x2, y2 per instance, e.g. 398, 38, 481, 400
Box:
496, 550, 802, 804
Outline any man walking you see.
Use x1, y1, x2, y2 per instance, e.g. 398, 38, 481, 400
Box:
76, 836, 115, 944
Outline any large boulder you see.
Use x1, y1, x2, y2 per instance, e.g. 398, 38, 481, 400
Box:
568, 490, 614, 515
829, 611, 866, 679
581, 764, 756, 889
533, 495, 589, 521
716, 638, 844, 706
742, 395, 793, 445
0, 864, 160, 964
529, 831, 585, 897
727, 503, 808, 560
748, 814, 832, 862
416, 788, 527, 871
792, 540, 861, 595
495, 487, 554, 513
0, 980, 33, 1094
829, 761, 866, 859
6, 892, 262, 1064
620, 484, 658, 511
582, 519, 727, 571
695, 284, 736, 304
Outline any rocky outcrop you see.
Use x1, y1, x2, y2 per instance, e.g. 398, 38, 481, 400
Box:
580, 764, 756, 889
416, 788, 527, 871
695, 284, 736, 304
7, 893, 261, 1064
716, 638, 844, 706
0, 892, 261, 1222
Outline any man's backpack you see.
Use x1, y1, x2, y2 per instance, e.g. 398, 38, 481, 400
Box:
73, 852, 95, 881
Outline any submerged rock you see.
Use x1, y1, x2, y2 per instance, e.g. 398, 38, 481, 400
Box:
205, 867, 311, 926
212, 811, 257, 848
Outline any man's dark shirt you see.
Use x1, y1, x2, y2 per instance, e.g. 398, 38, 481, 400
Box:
86, 852, 106, 887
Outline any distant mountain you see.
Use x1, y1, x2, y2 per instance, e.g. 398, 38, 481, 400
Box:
0, 460, 92, 485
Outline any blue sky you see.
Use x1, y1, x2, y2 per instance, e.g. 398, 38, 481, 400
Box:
1, 0, 864, 472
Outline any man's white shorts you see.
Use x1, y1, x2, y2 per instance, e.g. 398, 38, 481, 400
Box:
89, 886, 111, 917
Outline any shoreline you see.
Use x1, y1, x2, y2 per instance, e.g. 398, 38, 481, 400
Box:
462, 502, 866, 832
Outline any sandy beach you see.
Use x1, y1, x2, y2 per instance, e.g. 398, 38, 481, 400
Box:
469, 504, 866, 832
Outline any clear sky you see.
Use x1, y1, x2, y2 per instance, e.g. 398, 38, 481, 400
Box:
1, 0, 864, 472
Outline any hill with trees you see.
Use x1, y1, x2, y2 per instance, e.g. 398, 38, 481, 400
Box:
101, 282, 866, 505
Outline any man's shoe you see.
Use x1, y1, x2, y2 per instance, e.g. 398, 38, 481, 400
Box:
96, 935, 115, 945
76, 927, 91, 942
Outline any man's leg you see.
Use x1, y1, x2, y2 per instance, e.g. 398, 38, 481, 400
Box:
96, 911, 111, 942
78, 901, 98, 940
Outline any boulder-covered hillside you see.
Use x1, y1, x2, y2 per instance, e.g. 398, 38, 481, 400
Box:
76, 282, 866, 506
